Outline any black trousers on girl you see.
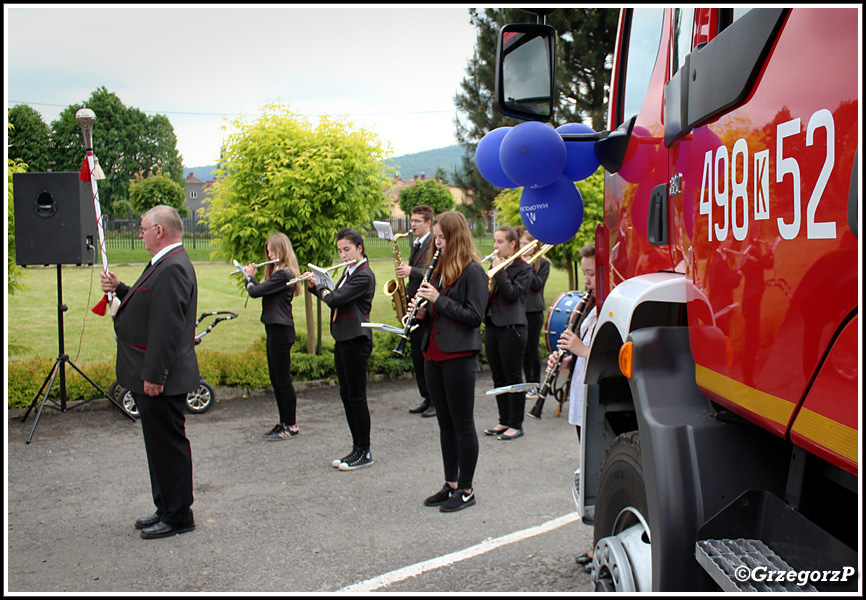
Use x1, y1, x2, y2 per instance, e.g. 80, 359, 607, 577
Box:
425, 355, 480, 490
265, 323, 297, 427
485, 322, 528, 430
334, 336, 373, 451
523, 310, 545, 384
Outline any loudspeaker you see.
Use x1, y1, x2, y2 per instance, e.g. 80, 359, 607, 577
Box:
13, 172, 98, 266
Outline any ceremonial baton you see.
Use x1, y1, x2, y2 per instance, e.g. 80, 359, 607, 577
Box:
77, 108, 114, 316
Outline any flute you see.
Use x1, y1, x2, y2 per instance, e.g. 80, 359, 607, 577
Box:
286, 259, 357, 285
228, 259, 279, 275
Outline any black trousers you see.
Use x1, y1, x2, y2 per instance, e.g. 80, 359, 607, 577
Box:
133, 392, 194, 527
409, 326, 430, 403
523, 310, 545, 384
265, 323, 297, 426
425, 355, 479, 490
334, 336, 373, 451
485, 322, 528, 429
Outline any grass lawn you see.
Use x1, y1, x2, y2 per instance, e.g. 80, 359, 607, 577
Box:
7, 254, 576, 364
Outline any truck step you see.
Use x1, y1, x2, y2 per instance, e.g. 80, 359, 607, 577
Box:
696, 538, 818, 592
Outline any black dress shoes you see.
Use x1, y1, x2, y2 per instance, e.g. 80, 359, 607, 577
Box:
409, 400, 430, 414
140, 520, 196, 539
134, 513, 161, 530
422, 405, 436, 418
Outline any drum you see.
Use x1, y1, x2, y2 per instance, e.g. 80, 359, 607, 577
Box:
544, 290, 587, 353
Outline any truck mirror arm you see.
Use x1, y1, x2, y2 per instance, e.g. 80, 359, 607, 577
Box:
559, 115, 637, 174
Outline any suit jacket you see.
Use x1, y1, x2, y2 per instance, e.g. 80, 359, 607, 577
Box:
525, 258, 551, 313
246, 268, 298, 333
419, 261, 488, 354
486, 259, 532, 327
311, 259, 376, 342
406, 234, 433, 297
113, 247, 200, 395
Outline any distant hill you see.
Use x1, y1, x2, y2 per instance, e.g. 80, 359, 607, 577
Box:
184, 144, 466, 185
183, 165, 218, 182
385, 145, 465, 184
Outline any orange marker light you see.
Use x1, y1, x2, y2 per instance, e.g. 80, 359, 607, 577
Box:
619, 341, 634, 378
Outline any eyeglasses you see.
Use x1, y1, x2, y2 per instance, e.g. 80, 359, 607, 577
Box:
138, 224, 159, 235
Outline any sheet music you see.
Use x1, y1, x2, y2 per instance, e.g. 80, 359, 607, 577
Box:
308, 263, 336, 290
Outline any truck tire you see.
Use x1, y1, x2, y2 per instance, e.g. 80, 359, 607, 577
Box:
591, 431, 652, 592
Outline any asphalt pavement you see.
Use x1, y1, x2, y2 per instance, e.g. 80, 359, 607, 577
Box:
6, 370, 594, 594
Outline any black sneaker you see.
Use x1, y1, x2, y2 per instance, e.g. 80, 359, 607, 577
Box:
440, 489, 475, 512
424, 484, 456, 507
339, 450, 373, 471
262, 423, 282, 438
266, 424, 299, 441
332, 448, 360, 469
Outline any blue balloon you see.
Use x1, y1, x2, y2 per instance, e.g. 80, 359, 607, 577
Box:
500, 121, 566, 189
519, 175, 584, 245
556, 122, 600, 181
475, 127, 518, 189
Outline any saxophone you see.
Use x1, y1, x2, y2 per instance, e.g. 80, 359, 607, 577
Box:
383, 232, 410, 322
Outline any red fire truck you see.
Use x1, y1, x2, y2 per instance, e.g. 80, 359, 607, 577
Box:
496, 7, 859, 592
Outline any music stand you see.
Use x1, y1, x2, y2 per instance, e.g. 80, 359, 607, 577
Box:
20, 264, 135, 444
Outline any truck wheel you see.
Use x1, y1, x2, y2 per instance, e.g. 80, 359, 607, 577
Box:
186, 380, 215, 414
591, 431, 652, 592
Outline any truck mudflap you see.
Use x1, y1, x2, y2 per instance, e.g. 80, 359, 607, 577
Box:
625, 326, 791, 591
695, 490, 858, 592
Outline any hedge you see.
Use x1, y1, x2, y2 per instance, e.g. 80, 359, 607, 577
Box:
6, 334, 412, 409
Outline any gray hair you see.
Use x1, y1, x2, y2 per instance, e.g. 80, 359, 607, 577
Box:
145, 205, 183, 238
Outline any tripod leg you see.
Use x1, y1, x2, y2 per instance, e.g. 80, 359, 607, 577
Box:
65, 359, 136, 421
25, 360, 62, 444
22, 361, 60, 423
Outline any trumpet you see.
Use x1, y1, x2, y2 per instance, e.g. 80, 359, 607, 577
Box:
228, 259, 279, 276
487, 239, 539, 290
393, 249, 440, 357
286, 259, 357, 286
481, 249, 499, 263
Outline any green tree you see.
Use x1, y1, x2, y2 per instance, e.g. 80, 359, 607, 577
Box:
494, 168, 604, 289
7, 154, 28, 295
454, 8, 618, 221
49, 87, 184, 211
398, 178, 455, 216
207, 103, 392, 353
128, 170, 188, 217
8, 105, 53, 172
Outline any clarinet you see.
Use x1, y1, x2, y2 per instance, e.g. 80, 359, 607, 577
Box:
527, 291, 594, 420
393, 249, 440, 357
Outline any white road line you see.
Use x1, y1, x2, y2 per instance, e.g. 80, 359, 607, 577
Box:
339, 512, 581, 593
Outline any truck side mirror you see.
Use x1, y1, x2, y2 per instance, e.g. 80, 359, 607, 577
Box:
495, 24, 557, 122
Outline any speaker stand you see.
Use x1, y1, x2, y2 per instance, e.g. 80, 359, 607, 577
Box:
20, 264, 135, 444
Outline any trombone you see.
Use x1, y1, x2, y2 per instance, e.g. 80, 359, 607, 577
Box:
487, 239, 539, 283
525, 243, 554, 266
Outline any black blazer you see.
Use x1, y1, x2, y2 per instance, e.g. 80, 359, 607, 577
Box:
311, 259, 376, 342
406, 234, 433, 297
486, 259, 532, 327
113, 247, 200, 395
419, 261, 488, 354
525, 258, 551, 313
246, 268, 298, 332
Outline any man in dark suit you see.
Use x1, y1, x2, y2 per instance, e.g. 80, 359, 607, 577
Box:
396, 205, 435, 417
100, 205, 199, 539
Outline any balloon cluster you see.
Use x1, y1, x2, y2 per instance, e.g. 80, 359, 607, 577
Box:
476, 121, 600, 245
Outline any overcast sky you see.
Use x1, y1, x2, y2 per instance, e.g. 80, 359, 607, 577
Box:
5, 4, 480, 167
